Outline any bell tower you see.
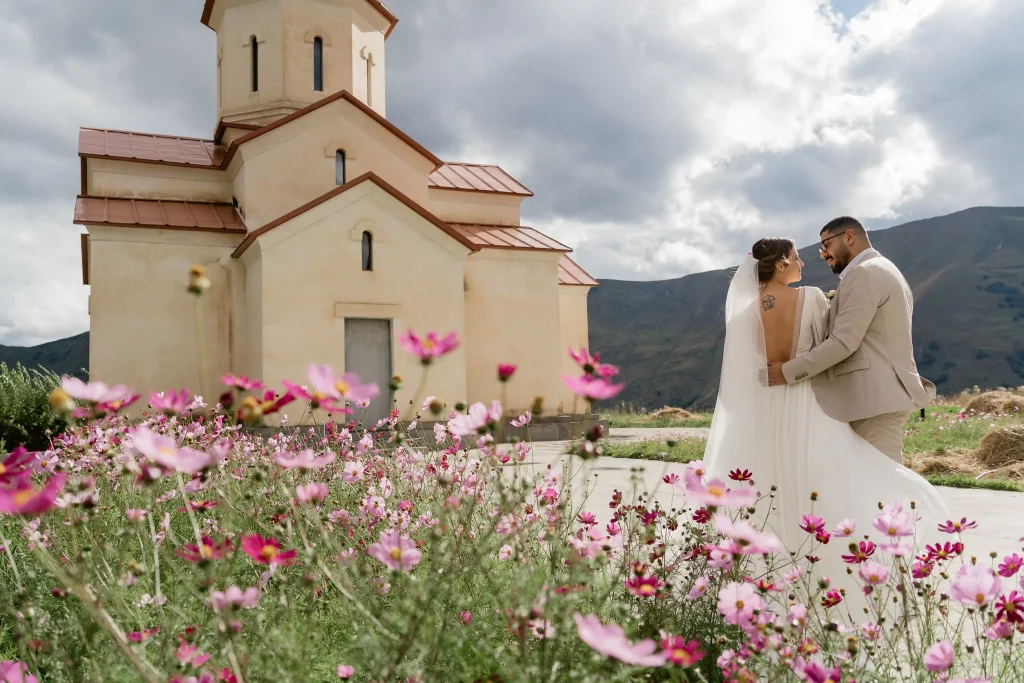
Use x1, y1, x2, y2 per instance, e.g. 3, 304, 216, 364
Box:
202, 0, 395, 126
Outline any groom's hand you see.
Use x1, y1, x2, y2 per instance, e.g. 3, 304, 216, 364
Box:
767, 361, 787, 386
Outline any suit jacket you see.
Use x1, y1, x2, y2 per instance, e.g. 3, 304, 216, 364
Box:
781, 251, 935, 423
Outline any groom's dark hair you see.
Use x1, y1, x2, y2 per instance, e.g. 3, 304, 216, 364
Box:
820, 216, 865, 236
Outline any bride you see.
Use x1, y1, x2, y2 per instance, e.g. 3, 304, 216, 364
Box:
703, 237, 951, 613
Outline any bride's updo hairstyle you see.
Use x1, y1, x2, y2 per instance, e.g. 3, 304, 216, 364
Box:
751, 237, 795, 284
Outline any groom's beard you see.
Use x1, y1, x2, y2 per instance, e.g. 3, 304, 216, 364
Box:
828, 245, 853, 274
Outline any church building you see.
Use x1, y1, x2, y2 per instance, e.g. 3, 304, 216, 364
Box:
73, 0, 597, 425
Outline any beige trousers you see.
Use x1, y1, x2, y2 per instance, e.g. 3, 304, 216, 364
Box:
850, 411, 907, 464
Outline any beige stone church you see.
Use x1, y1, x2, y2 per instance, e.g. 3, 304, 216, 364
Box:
73, 0, 596, 425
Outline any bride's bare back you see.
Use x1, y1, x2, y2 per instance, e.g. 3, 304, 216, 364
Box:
759, 283, 801, 363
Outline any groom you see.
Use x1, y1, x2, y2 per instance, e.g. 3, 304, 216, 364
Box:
766, 216, 935, 464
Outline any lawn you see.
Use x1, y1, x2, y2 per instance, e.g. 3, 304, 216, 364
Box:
601, 410, 714, 429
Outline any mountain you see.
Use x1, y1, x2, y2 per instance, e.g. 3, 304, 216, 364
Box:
589, 207, 1024, 410
0, 332, 89, 380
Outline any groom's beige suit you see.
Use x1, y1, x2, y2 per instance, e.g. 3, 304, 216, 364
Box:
781, 250, 935, 463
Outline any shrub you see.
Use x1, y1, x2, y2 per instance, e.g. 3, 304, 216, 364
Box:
0, 363, 67, 452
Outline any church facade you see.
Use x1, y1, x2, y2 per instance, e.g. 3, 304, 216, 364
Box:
73, 0, 596, 425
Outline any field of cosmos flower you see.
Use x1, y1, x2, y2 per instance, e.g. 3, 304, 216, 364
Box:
1, 276, 1023, 682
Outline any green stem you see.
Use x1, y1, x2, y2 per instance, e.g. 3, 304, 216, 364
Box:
194, 295, 208, 404
0, 527, 23, 591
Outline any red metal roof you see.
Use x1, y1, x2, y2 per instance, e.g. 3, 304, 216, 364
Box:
448, 223, 569, 251
429, 162, 533, 197
558, 255, 598, 286
79, 128, 224, 167
74, 196, 246, 234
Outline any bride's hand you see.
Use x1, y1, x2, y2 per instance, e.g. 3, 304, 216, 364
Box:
767, 361, 787, 386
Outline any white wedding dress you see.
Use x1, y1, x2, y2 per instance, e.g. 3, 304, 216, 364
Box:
703, 257, 951, 615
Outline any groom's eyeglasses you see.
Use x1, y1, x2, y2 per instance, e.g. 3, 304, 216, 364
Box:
819, 233, 843, 253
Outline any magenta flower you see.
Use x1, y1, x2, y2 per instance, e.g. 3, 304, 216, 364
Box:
125, 509, 147, 523
296, 483, 329, 504
274, 449, 336, 470
0, 474, 66, 516
0, 447, 34, 488
923, 640, 954, 672
367, 530, 422, 572
686, 577, 709, 601
0, 661, 38, 683
999, 554, 1023, 577
717, 582, 764, 626
241, 535, 298, 567
995, 591, 1024, 624
497, 364, 517, 381
336, 665, 355, 679
573, 613, 667, 666
221, 374, 266, 391
210, 586, 261, 612
938, 517, 978, 534
399, 330, 459, 364
460, 610, 472, 625
625, 575, 666, 598
799, 515, 825, 534
659, 632, 704, 668
450, 402, 502, 437
562, 374, 625, 401
949, 564, 1001, 607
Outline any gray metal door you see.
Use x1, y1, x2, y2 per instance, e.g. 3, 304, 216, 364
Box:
344, 318, 392, 427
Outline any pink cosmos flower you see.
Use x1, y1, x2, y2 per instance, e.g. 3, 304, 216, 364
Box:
296, 483, 329, 504
399, 330, 459, 364
938, 517, 978, 534
274, 449, 336, 470
342, 460, 365, 483
221, 374, 265, 391
60, 376, 136, 406
450, 402, 502, 437
717, 582, 765, 626
0, 447, 34, 488
499, 544, 513, 560
241, 535, 298, 566
510, 411, 532, 428
460, 610, 472, 625
949, 564, 1001, 607
713, 513, 782, 554
0, 474, 66, 516
923, 640, 954, 672
282, 364, 378, 414
176, 641, 212, 669
148, 390, 192, 414
573, 613, 667, 666
682, 477, 757, 508
125, 509, 147, 523
367, 530, 422, 572
336, 666, 355, 679
787, 604, 808, 629
686, 577, 709, 601
801, 661, 843, 683
832, 518, 856, 537
497, 364, 517, 381
210, 586, 261, 611
799, 515, 825, 534
985, 620, 1014, 640
857, 561, 889, 586
175, 536, 233, 563
130, 426, 223, 474
0, 661, 38, 683
562, 374, 625, 401
872, 503, 915, 539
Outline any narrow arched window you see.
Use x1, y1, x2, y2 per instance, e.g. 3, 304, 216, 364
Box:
361, 231, 373, 271
313, 37, 323, 91
335, 149, 346, 185
250, 36, 259, 92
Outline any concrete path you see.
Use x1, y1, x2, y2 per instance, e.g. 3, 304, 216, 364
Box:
512, 428, 1024, 563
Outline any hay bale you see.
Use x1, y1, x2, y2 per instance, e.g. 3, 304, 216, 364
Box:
650, 406, 694, 420
909, 454, 962, 476
965, 391, 1024, 416
974, 425, 1024, 468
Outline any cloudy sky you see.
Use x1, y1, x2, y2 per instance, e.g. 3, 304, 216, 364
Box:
0, 0, 1020, 346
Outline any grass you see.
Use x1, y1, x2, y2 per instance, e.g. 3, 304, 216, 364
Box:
903, 404, 1022, 456
594, 436, 707, 463
601, 409, 714, 429
922, 472, 1024, 492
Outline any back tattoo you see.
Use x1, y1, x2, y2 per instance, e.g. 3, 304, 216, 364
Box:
761, 294, 776, 311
